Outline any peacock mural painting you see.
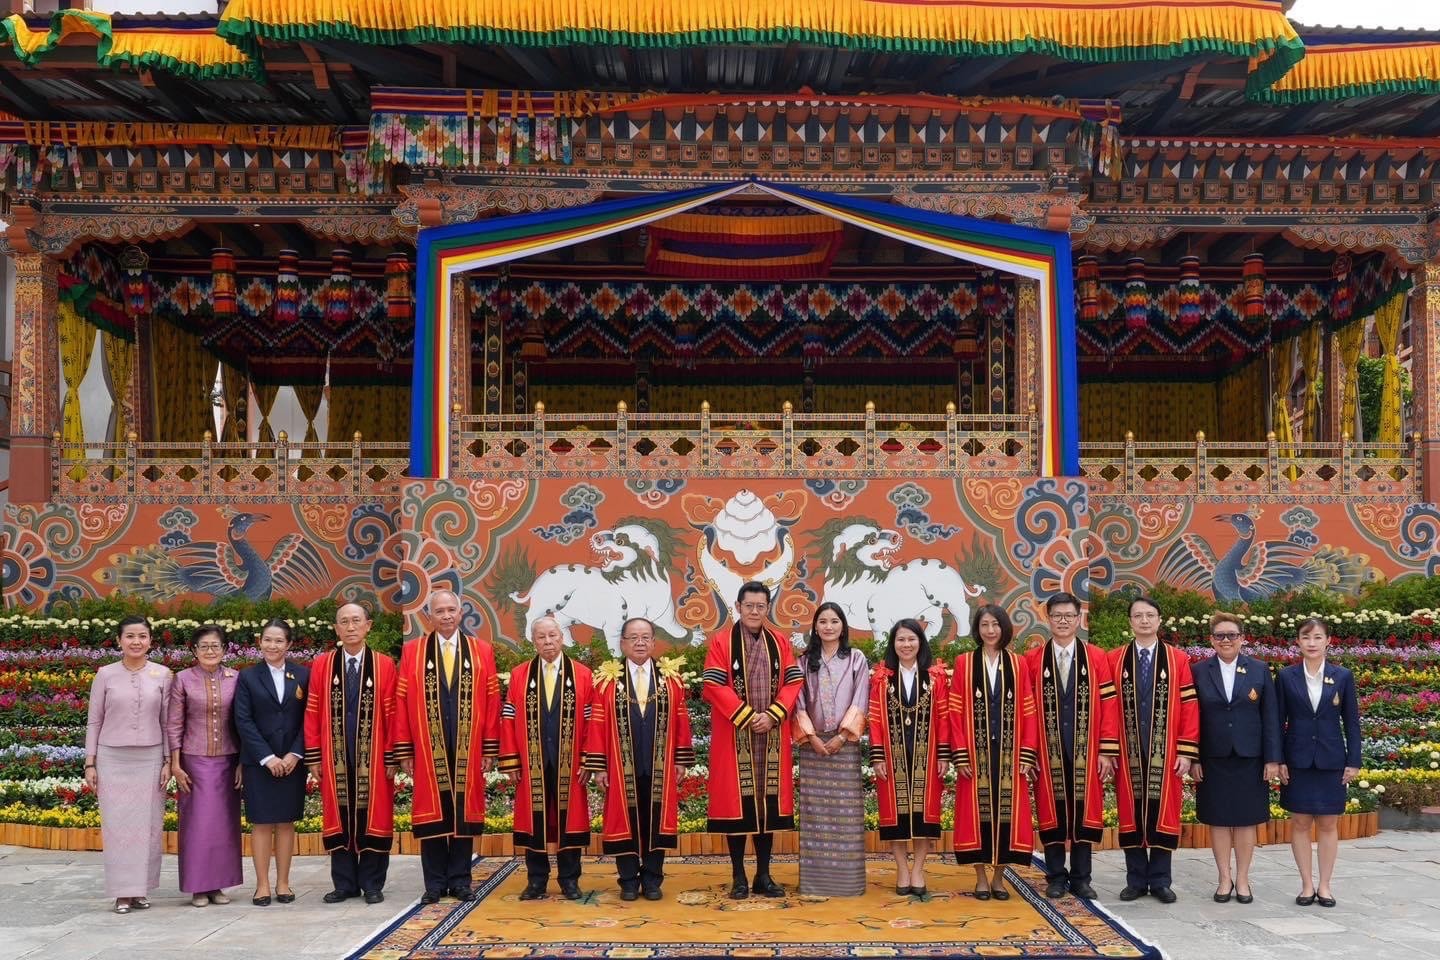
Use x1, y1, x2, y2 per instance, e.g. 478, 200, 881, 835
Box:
99, 509, 329, 603
1156, 511, 1376, 603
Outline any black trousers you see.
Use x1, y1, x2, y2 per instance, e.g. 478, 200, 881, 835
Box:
1124, 847, 1173, 891
1043, 841, 1093, 886
727, 832, 774, 879
420, 836, 474, 894
525, 848, 581, 885
616, 773, 665, 892
330, 849, 389, 896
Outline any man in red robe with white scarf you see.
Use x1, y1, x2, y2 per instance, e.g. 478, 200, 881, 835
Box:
702, 581, 803, 900
305, 601, 398, 905
499, 616, 593, 901
1110, 594, 1200, 904
394, 589, 500, 904
583, 617, 695, 901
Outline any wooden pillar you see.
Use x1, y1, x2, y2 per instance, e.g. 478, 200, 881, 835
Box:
450, 276, 471, 419
482, 298, 504, 414
8, 253, 61, 502
1013, 276, 1040, 419
1413, 254, 1440, 502
1324, 327, 1343, 442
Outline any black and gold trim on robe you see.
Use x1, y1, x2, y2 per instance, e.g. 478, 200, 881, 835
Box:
515, 657, 590, 852
322, 649, 393, 854
1038, 644, 1096, 845
706, 624, 793, 834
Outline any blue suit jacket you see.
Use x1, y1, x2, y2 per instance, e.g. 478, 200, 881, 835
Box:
1276, 662, 1361, 771
1193, 653, 1282, 762
234, 660, 310, 766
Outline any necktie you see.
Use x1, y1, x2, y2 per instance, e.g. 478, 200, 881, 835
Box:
544, 661, 558, 706
1058, 648, 1071, 693
346, 655, 360, 692
441, 638, 456, 680
1139, 647, 1153, 689
634, 664, 650, 711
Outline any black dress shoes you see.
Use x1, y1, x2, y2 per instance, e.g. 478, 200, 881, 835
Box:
323, 890, 358, 904
1151, 887, 1177, 904
420, 891, 442, 904
364, 891, 385, 905
1045, 880, 1069, 899
1119, 885, 1147, 901
620, 888, 639, 902
519, 882, 547, 901
643, 888, 663, 901
450, 887, 476, 902
275, 892, 296, 904
1316, 895, 1336, 908
752, 875, 786, 898
1295, 893, 1316, 906
1235, 890, 1254, 905
1214, 884, 1234, 904
728, 879, 750, 900
1070, 882, 1097, 900
559, 881, 582, 901
990, 886, 1010, 901
895, 884, 913, 896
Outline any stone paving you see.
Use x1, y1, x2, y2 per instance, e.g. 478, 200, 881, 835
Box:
1, 833, 1437, 959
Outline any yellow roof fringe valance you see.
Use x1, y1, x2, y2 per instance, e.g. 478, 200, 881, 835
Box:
217, 0, 1306, 90
1255, 39, 1440, 102
2, 9, 261, 82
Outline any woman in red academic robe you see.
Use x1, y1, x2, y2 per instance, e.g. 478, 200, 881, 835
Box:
951, 604, 1039, 901
498, 638, 594, 898
869, 618, 951, 897
1108, 594, 1200, 902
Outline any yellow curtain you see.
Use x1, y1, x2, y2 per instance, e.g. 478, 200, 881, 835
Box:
149, 318, 214, 445
1216, 356, 1267, 441
294, 383, 325, 443
1273, 337, 1297, 480
1373, 294, 1406, 444
220, 363, 245, 443
329, 384, 410, 443
254, 383, 281, 442
1335, 320, 1364, 440
1079, 381, 1218, 442
1300, 322, 1322, 442
101, 331, 133, 444
57, 301, 95, 458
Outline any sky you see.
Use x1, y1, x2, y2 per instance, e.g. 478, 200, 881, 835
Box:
1287, 0, 1440, 30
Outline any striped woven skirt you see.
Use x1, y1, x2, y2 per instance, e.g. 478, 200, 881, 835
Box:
797, 734, 867, 896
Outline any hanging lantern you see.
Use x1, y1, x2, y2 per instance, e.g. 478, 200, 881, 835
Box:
211, 247, 237, 321
380, 253, 410, 372
326, 247, 353, 329
519, 316, 548, 360
1076, 255, 1101, 323
1177, 255, 1203, 330
953, 315, 980, 359
802, 318, 826, 365
675, 318, 697, 369
273, 249, 301, 327
1331, 253, 1353, 325
1243, 252, 1266, 322
118, 245, 150, 321
978, 270, 1003, 320
1124, 257, 1148, 330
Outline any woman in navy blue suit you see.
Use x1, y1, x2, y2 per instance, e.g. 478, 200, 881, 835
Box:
234, 619, 310, 906
1276, 617, 1361, 909
1192, 612, 1281, 905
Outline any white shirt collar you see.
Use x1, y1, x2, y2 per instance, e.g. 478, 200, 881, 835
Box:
1134, 639, 1159, 653
1218, 656, 1239, 675
269, 661, 286, 673
1304, 659, 1327, 681
439, 632, 459, 647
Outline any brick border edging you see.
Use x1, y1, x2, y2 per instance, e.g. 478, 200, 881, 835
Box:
0, 813, 1381, 855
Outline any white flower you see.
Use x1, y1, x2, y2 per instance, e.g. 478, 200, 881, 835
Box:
1358, 780, 1370, 789
1374, 784, 1386, 794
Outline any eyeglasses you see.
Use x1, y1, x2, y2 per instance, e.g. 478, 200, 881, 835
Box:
622, 634, 653, 642
337, 617, 367, 626
1130, 612, 1159, 620
195, 644, 224, 652
1049, 613, 1079, 622
738, 603, 769, 612
1211, 633, 1243, 641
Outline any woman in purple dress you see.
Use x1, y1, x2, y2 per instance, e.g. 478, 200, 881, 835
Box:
167, 624, 243, 907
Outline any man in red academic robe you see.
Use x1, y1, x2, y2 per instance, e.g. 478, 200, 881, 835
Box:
1109, 595, 1200, 904
305, 601, 399, 905
583, 617, 696, 901
499, 615, 593, 901
701, 580, 803, 900
1024, 591, 1121, 901
394, 589, 501, 904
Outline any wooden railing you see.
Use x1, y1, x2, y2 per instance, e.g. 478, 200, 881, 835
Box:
52, 432, 411, 502
455, 402, 1038, 479
1080, 431, 1422, 499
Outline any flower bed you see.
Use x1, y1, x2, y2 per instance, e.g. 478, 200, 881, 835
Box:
2, 585, 1439, 851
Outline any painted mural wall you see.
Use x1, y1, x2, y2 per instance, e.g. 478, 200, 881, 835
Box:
5, 483, 1440, 652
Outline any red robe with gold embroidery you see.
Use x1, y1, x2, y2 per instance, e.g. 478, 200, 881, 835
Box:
498, 656, 593, 852
869, 664, 951, 841
1109, 642, 1200, 850
701, 624, 803, 834
950, 651, 1039, 866
582, 660, 696, 855
303, 648, 398, 853
393, 633, 500, 838
1025, 641, 1121, 846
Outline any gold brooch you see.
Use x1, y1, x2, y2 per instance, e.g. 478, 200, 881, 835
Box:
1332, 692, 1341, 707
1247, 688, 1258, 702
1236, 666, 1247, 674
297, 688, 305, 701
1324, 676, 1335, 685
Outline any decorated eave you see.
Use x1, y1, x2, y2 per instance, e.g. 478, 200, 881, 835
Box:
1255, 25, 1440, 103
2, 9, 261, 82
